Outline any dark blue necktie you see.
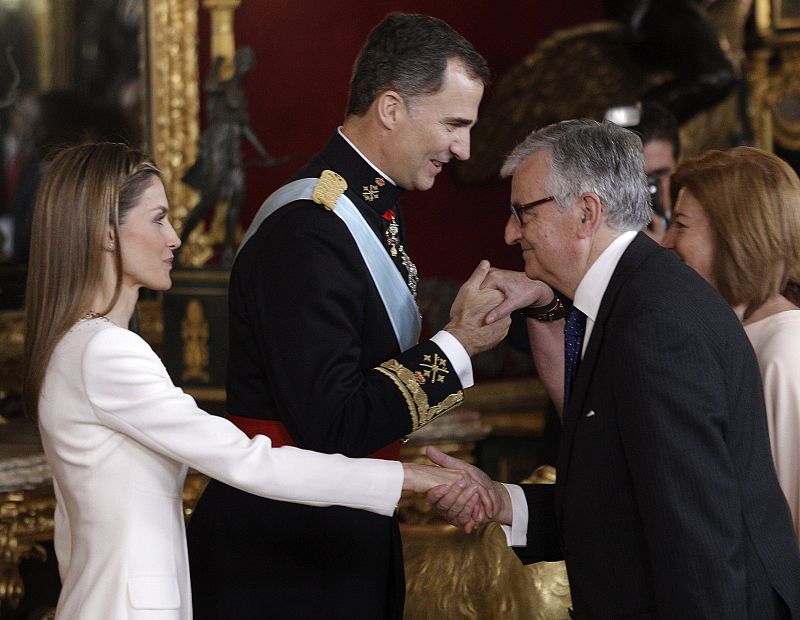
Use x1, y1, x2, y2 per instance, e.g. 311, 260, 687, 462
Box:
563, 306, 586, 413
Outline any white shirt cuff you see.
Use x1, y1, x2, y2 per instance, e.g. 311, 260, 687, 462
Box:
499, 483, 529, 547
431, 330, 474, 389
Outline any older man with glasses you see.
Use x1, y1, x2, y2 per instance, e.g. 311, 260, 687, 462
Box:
427, 119, 800, 619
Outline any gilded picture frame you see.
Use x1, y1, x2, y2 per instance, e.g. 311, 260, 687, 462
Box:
751, 0, 800, 152
756, 0, 800, 38
144, 0, 200, 228
0, 0, 200, 393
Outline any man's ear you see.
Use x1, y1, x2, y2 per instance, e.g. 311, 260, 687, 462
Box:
576, 192, 603, 238
376, 91, 405, 129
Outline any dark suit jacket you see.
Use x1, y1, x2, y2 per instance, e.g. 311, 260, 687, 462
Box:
516, 233, 800, 619
188, 132, 465, 620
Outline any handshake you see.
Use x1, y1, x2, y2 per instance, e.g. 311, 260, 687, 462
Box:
401, 446, 513, 533
395, 259, 557, 533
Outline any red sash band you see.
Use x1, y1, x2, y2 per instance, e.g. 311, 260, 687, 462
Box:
226, 414, 401, 461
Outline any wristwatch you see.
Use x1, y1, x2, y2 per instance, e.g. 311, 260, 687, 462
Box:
520, 293, 568, 321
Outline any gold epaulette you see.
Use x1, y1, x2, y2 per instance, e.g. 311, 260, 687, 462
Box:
376, 359, 464, 431
311, 170, 347, 211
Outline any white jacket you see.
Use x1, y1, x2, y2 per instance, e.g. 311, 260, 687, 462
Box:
38, 318, 402, 619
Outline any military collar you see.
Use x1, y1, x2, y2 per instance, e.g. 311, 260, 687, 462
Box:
320, 131, 404, 214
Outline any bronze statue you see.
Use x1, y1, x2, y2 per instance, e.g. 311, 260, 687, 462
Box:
180, 46, 285, 266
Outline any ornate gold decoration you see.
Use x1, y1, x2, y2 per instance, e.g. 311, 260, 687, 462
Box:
181, 299, 210, 382
749, 46, 800, 151
362, 177, 385, 201
402, 441, 570, 619
312, 170, 348, 211
0, 311, 25, 421
203, 0, 241, 80
756, 0, 773, 37
756, 0, 800, 38
30, 0, 73, 92
523, 464, 557, 485
402, 523, 571, 619
146, 0, 201, 238
362, 184, 380, 202
179, 203, 228, 268
183, 387, 226, 402
0, 485, 56, 609
174, 0, 240, 267
420, 353, 449, 384
136, 299, 164, 357
375, 359, 463, 430
182, 472, 209, 523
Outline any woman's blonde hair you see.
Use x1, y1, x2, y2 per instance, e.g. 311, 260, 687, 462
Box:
672, 146, 800, 308
23, 142, 160, 419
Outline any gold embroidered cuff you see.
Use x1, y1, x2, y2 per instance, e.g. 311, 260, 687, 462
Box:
376, 359, 463, 431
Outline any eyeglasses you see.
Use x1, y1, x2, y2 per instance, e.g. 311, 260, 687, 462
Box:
509, 196, 555, 225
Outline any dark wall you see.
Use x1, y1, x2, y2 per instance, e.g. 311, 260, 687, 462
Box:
199, 1, 604, 280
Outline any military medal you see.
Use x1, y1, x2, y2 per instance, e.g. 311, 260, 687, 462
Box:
382, 209, 418, 298
362, 177, 385, 202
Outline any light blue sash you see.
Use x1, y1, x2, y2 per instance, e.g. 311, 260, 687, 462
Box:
238, 178, 421, 352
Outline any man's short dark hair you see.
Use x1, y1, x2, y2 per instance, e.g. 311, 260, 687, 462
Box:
633, 101, 681, 159
346, 13, 489, 117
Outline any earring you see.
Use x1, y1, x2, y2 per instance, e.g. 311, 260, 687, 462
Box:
106, 240, 116, 252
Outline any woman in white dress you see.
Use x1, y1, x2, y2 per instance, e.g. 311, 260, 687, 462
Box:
663, 146, 800, 541
22, 142, 492, 619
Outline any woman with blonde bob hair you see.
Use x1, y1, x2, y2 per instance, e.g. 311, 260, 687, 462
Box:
663, 146, 800, 540
23, 142, 489, 619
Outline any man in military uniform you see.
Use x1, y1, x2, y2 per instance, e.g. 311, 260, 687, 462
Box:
187, 13, 508, 619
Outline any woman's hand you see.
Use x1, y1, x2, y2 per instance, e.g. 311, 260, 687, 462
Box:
401, 460, 498, 532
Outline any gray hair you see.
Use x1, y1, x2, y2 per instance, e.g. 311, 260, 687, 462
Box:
501, 119, 651, 231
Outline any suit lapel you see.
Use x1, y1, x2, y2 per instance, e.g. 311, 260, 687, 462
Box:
556, 233, 660, 515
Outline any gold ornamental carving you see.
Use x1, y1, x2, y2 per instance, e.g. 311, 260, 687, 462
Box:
401, 448, 571, 619
756, 0, 800, 41
0, 310, 25, 423
749, 46, 800, 151
146, 0, 201, 237
203, 0, 242, 79
0, 486, 56, 609
181, 299, 210, 382
180, 202, 231, 268
402, 523, 571, 619
177, 0, 242, 267
376, 359, 464, 431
